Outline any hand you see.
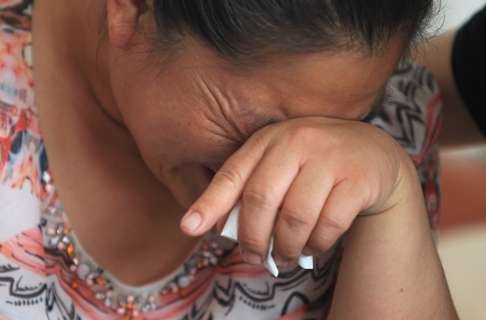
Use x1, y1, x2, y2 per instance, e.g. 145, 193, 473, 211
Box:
180, 117, 413, 266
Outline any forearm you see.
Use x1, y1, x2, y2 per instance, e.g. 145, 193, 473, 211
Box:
328, 165, 458, 319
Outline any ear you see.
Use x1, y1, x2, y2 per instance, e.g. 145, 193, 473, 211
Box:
106, 0, 148, 49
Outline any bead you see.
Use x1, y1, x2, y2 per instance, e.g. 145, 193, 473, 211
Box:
66, 244, 75, 256
127, 295, 135, 304
76, 264, 90, 280
126, 303, 134, 311
169, 283, 179, 293
95, 293, 105, 300
69, 265, 77, 272
178, 275, 192, 288
141, 303, 152, 312
42, 172, 51, 183
72, 257, 79, 266
116, 307, 126, 315
49, 236, 60, 247
57, 242, 66, 250
71, 280, 79, 289
46, 227, 56, 236
45, 184, 54, 194
86, 274, 95, 286
62, 236, 70, 244
95, 277, 107, 286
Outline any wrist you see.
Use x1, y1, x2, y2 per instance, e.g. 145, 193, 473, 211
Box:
383, 155, 423, 214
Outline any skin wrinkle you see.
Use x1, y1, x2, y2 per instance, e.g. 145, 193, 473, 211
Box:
193, 76, 243, 149
194, 70, 282, 144
199, 77, 245, 142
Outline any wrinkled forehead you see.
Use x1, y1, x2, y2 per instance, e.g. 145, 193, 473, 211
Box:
176, 34, 406, 93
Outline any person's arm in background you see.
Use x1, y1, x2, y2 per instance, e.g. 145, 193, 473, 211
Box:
417, 7, 486, 146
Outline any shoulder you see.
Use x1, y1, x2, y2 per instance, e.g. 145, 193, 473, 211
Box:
367, 62, 442, 228
368, 62, 442, 160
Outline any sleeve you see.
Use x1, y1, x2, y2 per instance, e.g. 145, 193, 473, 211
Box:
452, 6, 486, 136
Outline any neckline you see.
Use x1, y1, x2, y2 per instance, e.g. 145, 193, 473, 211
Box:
39, 171, 229, 316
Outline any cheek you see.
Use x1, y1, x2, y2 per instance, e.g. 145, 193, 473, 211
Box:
122, 101, 240, 174
109, 62, 242, 170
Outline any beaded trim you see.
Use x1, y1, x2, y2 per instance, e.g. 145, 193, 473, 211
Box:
39, 171, 228, 317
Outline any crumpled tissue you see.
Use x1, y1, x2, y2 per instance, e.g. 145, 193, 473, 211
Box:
220, 205, 314, 277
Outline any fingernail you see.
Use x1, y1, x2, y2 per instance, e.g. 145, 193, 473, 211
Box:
241, 251, 263, 265
181, 212, 203, 233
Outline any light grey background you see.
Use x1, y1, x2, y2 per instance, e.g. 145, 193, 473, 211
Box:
435, 0, 485, 31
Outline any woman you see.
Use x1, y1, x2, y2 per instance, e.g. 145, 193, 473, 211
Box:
0, 1, 456, 319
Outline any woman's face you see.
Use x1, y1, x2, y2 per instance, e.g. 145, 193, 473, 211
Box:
106, 27, 405, 208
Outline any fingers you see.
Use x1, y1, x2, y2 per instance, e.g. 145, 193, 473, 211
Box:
180, 132, 269, 236
307, 178, 365, 252
272, 163, 333, 266
238, 145, 301, 264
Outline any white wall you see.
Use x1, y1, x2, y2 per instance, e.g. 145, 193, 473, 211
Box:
435, 0, 485, 31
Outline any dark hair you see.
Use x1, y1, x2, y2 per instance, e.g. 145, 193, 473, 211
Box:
153, 0, 433, 61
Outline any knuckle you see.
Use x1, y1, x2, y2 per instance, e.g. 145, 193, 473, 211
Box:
319, 214, 350, 234
242, 189, 276, 209
279, 207, 312, 231
306, 230, 339, 252
307, 233, 336, 252
286, 126, 319, 145
239, 235, 267, 254
214, 167, 243, 188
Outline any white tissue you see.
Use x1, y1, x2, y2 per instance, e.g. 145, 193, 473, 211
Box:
221, 205, 314, 277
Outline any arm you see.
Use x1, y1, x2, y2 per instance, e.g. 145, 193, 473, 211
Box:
417, 30, 485, 147
328, 160, 458, 319
417, 5, 486, 147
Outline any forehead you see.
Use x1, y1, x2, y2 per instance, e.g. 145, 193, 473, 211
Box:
150, 36, 405, 121
219, 37, 406, 121
254, 37, 405, 101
